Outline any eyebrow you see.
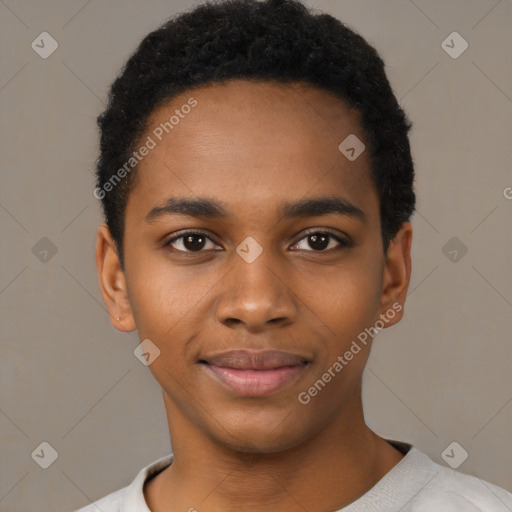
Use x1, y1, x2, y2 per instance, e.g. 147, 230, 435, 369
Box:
145, 196, 366, 223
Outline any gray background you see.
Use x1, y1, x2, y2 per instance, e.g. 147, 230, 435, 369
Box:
1, 0, 511, 510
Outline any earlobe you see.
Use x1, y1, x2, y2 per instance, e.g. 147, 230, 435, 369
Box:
95, 224, 137, 332
379, 222, 413, 327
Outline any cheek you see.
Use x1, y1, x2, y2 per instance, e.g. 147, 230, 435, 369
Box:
125, 256, 219, 347
313, 256, 383, 334
298, 265, 380, 407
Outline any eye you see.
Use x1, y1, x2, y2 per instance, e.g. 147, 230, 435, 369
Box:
164, 231, 221, 253
163, 229, 352, 254
290, 230, 351, 252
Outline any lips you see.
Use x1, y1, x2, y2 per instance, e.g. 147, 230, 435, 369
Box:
200, 349, 310, 396
202, 349, 308, 370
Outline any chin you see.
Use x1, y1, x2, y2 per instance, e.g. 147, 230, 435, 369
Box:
208, 410, 312, 455
217, 431, 301, 455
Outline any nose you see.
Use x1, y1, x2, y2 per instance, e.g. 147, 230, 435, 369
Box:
214, 248, 298, 332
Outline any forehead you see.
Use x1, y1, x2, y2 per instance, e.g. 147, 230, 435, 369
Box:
128, 79, 377, 222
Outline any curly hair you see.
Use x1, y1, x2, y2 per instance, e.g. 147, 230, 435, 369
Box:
95, 0, 415, 267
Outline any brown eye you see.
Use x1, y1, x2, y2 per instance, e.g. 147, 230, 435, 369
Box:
307, 233, 330, 250
291, 231, 351, 252
164, 231, 219, 253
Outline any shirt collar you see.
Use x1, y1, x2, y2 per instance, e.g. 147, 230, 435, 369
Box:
122, 453, 174, 512
121, 441, 415, 511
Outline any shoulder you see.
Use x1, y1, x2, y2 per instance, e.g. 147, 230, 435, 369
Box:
342, 442, 512, 511
72, 453, 174, 512
74, 486, 127, 512
393, 445, 512, 511
410, 458, 512, 511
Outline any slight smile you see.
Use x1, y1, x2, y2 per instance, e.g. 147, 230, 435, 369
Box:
199, 349, 311, 397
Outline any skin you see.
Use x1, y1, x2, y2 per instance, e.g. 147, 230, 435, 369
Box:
96, 79, 413, 512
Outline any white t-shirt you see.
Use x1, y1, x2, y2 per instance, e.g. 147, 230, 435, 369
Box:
74, 441, 512, 511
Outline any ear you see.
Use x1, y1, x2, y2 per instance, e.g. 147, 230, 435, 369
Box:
379, 222, 413, 327
95, 224, 136, 332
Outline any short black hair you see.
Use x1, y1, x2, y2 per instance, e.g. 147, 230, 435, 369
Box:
95, 0, 415, 267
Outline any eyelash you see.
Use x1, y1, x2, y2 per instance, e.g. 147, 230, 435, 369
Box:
163, 229, 352, 254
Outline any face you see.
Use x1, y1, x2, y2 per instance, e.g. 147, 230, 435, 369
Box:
97, 79, 412, 454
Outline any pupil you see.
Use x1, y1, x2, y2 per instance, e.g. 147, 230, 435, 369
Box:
185, 234, 205, 251
309, 233, 328, 250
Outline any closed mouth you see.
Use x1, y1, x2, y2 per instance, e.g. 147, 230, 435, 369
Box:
199, 349, 311, 396
199, 349, 310, 370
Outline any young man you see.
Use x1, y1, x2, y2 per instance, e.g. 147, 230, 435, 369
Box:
79, 0, 512, 510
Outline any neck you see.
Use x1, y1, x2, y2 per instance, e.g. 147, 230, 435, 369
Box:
144, 386, 404, 512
